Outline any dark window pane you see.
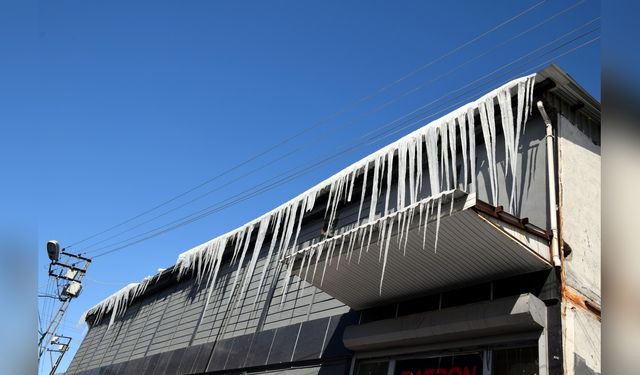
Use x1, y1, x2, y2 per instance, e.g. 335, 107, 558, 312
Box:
357, 361, 389, 375
492, 346, 539, 375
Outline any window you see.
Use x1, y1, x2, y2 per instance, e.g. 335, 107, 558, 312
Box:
492, 346, 538, 375
357, 361, 389, 375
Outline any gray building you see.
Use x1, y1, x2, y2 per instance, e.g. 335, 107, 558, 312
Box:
66, 65, 601, 375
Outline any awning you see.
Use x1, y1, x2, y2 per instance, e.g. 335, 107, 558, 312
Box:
289, 191, 552, 310
343, 293, 546, 352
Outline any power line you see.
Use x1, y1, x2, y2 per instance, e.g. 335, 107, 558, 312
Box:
89, 32, 600, 258
88, 29, 600, 258
79, 1, 589, 253
64, 0, 548, 250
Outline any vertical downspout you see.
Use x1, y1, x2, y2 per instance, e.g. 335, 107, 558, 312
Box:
537, 101, 562, 267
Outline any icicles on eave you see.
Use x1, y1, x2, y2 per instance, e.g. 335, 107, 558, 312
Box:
86, 74, 536, 327
85, 277, 154, 329
293, 190, 455, 296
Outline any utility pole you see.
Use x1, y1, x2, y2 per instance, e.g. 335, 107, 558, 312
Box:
38, 240, 91, 375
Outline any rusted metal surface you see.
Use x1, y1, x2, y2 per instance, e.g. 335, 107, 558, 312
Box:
563, 286, 601, 320
473, 200, 552, 240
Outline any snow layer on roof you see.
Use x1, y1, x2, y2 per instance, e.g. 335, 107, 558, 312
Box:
86, 74, 536, 327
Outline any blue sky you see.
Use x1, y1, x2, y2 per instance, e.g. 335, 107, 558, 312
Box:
2, 1, 599, 373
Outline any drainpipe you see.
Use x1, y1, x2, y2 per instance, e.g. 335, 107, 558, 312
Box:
537, 101, 562, 267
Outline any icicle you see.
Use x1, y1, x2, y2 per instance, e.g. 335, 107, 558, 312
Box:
397, 141, 407, 210
254, 211, 282, 306
327, 177, 344, 230
383, 150, 394, 215
457, 114, 468, 191
397, 210, 405, 247
280, 256, 296, 307
422, 201, 430, 249
280, 201, 300, 255
357, 227, 366, 264
378, 220, 387, 262
231, 230, 244, 266
324, 181, 336, 219
237, 217, 270, 305
276, 205, 291, 259
447, 120, 457, 188
524, 75, 535, 131
226, 225, 254, 311
379, 218, 394, 295
368, 158, 380, 222
403, 207, 415, 254
347, 232, 356, 264
408, 138, 417, 205
425, 127, 440, 196
357, 162, 369, 224
311, 243, 324, 283
416, 135, 424, 197
202, 237, 228, 318
440, 124, 450, 191
378, 153, 386, 199
296, 251, 309, 295
478, 100, 498, 205
498, 87, 517, 212
434, 196, 442, 253
498, 89, 513, 181
449, 190, 455, 216
321, 240, 335, 286
291, 198, 310, 254
513, 80, 527, 211
418, 202, 424, 230
335, 235, 346, 270
347, 170, 356, 202
366, 224, 374, 253
466, 107, 477, 194
486, 96, 498, 203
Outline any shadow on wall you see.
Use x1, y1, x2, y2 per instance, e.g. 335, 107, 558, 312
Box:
575, 354, 600, 375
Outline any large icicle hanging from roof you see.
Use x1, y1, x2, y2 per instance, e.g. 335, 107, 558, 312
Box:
84, 74, 537, 327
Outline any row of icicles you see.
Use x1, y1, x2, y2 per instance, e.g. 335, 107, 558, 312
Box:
85, 74, 537, 327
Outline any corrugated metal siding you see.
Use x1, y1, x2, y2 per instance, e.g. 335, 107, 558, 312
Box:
67, 252, 349, 373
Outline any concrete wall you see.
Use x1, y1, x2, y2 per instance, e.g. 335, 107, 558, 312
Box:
563, 300, 601, 375
558, 115, 601, 305
557, 114, 601, 375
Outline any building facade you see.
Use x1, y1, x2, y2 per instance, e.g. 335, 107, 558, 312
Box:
66, 65, 601, 375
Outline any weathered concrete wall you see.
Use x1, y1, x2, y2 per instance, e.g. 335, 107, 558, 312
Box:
563, 300, 601, 375
558, 114, 601, 375
558, 114, 601, 305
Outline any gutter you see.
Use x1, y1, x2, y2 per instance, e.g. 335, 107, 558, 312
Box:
536, 101, 562, 267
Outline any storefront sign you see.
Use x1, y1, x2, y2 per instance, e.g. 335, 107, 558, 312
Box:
395, 353, 483, 375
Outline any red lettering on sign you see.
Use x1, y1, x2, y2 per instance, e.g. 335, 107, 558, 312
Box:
424, 369, 435, 375
435, 368, 447, 375
462, 366, 477, 375
402, 371, 412, 375
448, 367, 462, 375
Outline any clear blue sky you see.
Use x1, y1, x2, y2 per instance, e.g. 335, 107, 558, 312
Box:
2, 1, 599, 373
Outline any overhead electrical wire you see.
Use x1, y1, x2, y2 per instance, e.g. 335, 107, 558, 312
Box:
64, 0, 548, 250
79, 2, 591, 253
88, 27, 600, 258
88, 28, 600, 258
